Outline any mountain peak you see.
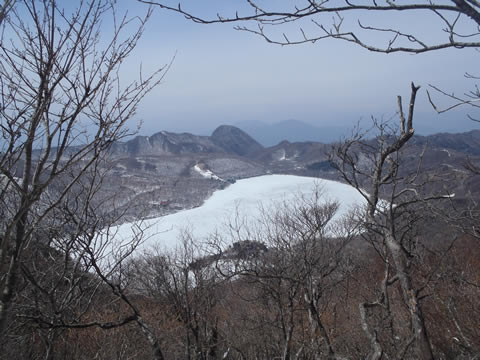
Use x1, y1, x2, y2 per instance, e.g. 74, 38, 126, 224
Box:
211, 125, 264, 157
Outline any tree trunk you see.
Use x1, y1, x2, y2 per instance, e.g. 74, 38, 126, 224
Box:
385, 234, 434, 360
359, 302, 383, 360
282, 305, 295, 360
137, 316, 165, 360
306, 296, 336, 359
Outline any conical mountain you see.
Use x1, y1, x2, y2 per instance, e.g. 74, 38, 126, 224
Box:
211, 125, 264, 157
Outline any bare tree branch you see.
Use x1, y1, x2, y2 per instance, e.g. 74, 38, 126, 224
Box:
139, 1, 480, 54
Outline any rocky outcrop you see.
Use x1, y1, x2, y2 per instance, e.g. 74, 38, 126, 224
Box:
116, 131, 223, 156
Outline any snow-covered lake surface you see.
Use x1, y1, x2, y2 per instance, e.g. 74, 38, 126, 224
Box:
108, 175, 366, 254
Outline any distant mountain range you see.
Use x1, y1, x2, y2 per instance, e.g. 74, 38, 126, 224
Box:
110, 125, 263, 158
111, 124, 480, 162
234, 119, 349, 146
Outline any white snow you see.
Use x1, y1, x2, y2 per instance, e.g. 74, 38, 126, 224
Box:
109, 175, 367, 254
277, 149, 286, 161
193, 164, 224, 181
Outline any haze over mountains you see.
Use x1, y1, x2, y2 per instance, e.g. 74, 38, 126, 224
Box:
233, 119, 349, 146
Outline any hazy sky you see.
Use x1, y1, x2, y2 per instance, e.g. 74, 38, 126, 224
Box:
118, 1, 480, 137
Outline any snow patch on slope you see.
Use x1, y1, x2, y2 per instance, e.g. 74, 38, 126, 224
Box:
193, 164, 224, 181
442, 149, 452, 157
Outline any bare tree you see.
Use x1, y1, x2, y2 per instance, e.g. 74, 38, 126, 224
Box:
0, 153, 168, 359
139, 1, 480, 54
129, 232, 227, 360
327, 82, 461, 359
214, 189, 356, 360
0, 0, 15, 25
0, 0, 166, 339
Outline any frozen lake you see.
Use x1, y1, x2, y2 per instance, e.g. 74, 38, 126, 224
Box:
107, 175, 366, 254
